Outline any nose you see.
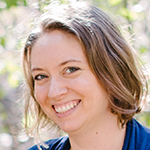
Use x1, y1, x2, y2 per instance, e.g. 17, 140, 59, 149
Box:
48, 77, 68, 100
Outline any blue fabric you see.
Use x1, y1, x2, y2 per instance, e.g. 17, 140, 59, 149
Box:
27, 136, 70, 150
122, 119, 150, 150
28, 119, 150, 150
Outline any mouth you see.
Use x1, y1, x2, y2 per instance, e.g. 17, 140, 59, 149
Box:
52, 100, 81, 114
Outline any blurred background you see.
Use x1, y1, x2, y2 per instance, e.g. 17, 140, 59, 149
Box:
0, 0, 150, 149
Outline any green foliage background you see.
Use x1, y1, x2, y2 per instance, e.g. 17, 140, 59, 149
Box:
0, 0, 149, 149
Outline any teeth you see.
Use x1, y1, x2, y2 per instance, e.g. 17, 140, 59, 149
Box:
66, 105, 70, 110
70, 103, 74, 108
74, 103, 77, 106
62, 106, 66, 112
54, 101, 79, 114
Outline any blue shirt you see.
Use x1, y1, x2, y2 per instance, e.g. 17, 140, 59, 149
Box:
28, 119, 150, 150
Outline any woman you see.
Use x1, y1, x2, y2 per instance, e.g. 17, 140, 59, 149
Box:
23, 2, 150, 150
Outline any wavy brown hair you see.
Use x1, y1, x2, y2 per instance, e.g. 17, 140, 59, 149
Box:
23, 2, 147, 136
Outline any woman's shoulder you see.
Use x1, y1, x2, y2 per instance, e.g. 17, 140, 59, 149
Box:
27, 136, 70, 150
131, 118, 150, 137
124, 118, 150, 150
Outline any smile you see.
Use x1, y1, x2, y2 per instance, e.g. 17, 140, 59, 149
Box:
53, 100, 81, 114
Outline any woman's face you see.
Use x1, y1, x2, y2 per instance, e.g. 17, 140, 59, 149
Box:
31, 30, 111, 134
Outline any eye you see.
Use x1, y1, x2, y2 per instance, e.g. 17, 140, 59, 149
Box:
65, 67, 80, 74
34, 74, 48, 80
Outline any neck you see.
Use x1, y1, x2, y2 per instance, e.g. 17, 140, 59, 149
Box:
68, 114, 126, 150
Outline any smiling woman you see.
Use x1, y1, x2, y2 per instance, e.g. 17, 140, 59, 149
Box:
23, 2, 150, 150
30, 30, 111, 134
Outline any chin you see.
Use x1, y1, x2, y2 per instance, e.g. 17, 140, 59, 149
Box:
58, 121, 82, 134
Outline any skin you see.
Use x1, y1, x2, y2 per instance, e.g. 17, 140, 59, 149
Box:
31, 30, 126, 150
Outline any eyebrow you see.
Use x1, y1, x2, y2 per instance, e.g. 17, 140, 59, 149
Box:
59, 59, 81, 66
31, 59, 81, 72
31, 68, 44, 72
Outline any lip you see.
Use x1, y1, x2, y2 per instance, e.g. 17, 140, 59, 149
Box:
52, 100, 81, 118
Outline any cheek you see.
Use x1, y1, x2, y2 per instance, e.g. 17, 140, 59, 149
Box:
70, 75, 92, 87
71, 73, 98, 91
34, 84, 48, 104
67, 75, 97, 99
73, 73, 107, 100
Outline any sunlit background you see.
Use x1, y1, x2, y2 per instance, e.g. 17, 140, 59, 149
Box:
0, 0, 150, 149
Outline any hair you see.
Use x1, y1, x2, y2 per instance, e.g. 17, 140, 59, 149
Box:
23, 2, 147, 136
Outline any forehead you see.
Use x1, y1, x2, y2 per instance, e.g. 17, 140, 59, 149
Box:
32, 30, 81, 55
34, 30, 74, 46
30, 30, 87, 68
